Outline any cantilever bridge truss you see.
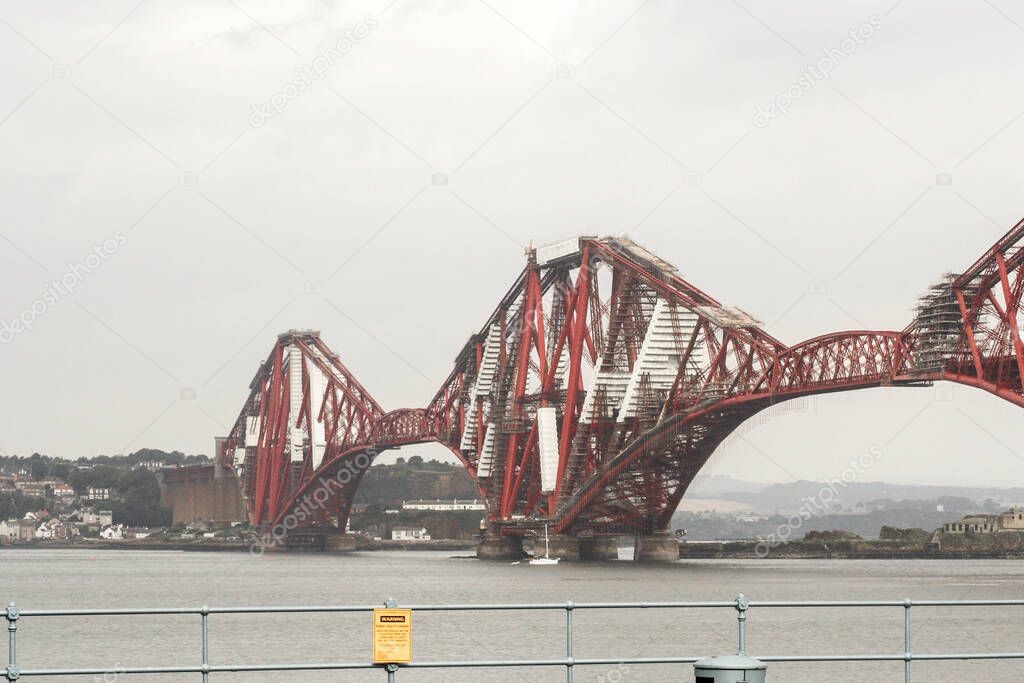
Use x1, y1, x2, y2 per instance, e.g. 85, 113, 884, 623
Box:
221, 222, 1024, 537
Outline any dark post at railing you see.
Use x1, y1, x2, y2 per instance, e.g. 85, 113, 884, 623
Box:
904, 599, 912, 683
384, 597, 398, 682
5, 603, 17, 682
565, 601, 575, 683
200, 605, 210, 683
736, 594, 749, 656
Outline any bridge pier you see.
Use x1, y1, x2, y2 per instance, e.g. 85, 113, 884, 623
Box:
323, 534, 356, 552
542, 535, 580, 562
579, 536, 620, 561
270, 529, 356, 553
634, 533, 680, 563
476, 534, 525, 561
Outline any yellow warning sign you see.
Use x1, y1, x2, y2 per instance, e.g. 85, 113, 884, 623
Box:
373, 608, 413, 663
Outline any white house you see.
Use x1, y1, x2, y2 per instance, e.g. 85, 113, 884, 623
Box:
35, 519, 79, 540
52, 483, 76, 500
391, 526, 431, 541
80, 509, 114, 527
100, 524, 125, 540
0, 519, 37, 543
86, 487, 111, 501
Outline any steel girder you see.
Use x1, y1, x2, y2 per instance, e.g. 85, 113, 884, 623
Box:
941, 220, 1024, 407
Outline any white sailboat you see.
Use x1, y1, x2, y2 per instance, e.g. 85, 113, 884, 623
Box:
530, 525, 560, 565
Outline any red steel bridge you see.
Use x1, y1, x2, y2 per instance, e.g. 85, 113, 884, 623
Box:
220, 221, 1024, 550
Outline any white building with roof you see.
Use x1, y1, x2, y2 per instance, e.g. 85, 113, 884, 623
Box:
401, 499, 485, 512
391, 526, 431, 541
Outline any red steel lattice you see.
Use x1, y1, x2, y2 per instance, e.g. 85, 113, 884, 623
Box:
223, 222, 1024, 536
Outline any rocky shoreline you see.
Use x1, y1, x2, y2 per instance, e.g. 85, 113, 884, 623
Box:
682, 528, 1024, 560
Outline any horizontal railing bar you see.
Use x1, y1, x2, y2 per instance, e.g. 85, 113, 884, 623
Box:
888, 600, 1024, 607
13, 660, 698, 676
16, 652, 1024, 676
15, 664, 372, 676
750, 600, 1024, 608
17, 606, 374, 617
761, 653, 1024, 662
903, 653, 1024, 661
14, 602, 738, 617
15, 598, 1024, 618
402, 602, 737, 611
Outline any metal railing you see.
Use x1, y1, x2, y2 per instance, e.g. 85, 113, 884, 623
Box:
5, 596, 1024, 681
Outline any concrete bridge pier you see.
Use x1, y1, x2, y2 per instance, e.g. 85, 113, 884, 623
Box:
579, 536, 620, 561
323, 534, 356, 552
476, 534, 525, 561
274, 528, 356, 553
478, 533, 623, 561
543, 535, 580, 561
634, 532, 680, 562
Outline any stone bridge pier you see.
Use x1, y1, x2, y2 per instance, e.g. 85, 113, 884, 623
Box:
476, 533, 678, 562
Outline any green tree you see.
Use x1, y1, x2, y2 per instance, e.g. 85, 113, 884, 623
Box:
30, 461, 47, 481
111, 469, 171, 526
69, 465, 120, 494
49, 462, 70, 481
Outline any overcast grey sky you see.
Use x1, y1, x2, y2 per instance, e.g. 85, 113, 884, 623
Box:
2, 0, 1023, 486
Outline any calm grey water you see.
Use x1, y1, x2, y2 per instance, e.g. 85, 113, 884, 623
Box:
2, 549, 1023, 682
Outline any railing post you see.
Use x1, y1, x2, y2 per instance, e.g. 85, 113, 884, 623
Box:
384, 597, 397, 683
565, 601, 575, 683
200, 605, 210, 682
5, 603, 18, 682
735, 594, 749, 656
903, 599, 912, 683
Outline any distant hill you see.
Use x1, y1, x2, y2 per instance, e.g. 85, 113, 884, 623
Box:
673, 496, 1001, 541
688, 474, 768, 497
672, 478, 1024, 541
716, 481, 1024, 514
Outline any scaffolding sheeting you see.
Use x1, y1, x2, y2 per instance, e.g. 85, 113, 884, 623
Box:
913, 274, 963, 371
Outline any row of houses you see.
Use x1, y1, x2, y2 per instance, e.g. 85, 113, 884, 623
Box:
400, 499, 486, 512
0, 510, 153, 544
391, 526, 431, 541
0, 472, 111, 502
0, 517, 84, 542
99, 524, 156, 540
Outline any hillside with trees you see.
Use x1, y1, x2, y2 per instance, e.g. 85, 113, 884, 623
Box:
354, 457, 479, 506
